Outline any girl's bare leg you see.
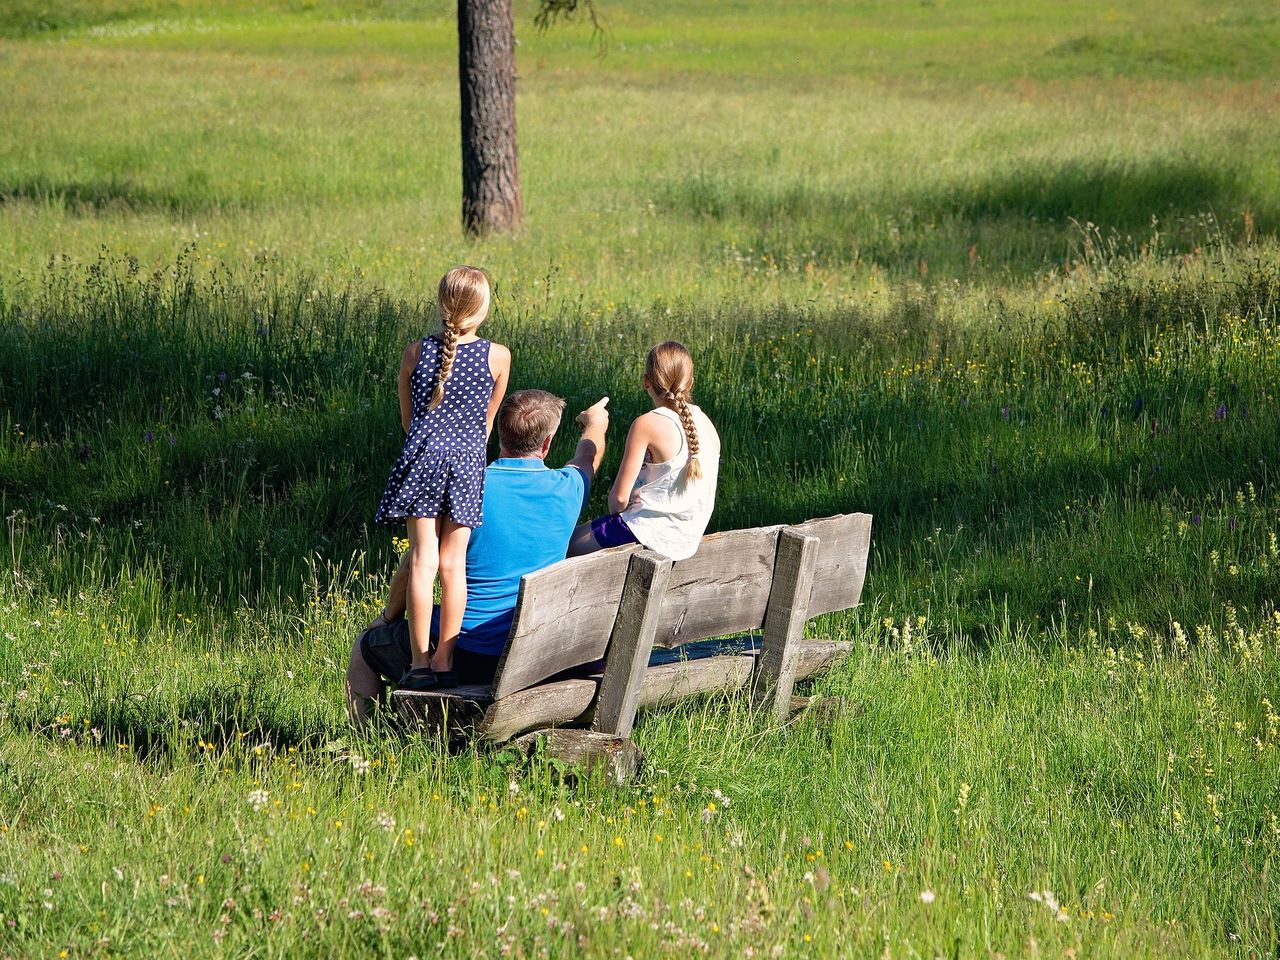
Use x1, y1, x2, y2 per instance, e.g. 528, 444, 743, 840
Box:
431, 518, 472, 673
566, 520, 603, 557
405, 516, 440, 669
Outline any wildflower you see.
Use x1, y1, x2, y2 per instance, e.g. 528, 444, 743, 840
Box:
247, 789, 269, 812
144, 431, 155, 444
1214, 403, 1227, 420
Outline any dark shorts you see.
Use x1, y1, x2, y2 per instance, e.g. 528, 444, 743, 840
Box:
590, 513, 639, 549
358, 615, 501, 687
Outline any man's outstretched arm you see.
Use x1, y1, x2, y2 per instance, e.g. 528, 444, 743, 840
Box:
566, 396, 609, 482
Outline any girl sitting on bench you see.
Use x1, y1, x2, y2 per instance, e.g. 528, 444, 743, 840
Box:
568, 340, 720, 562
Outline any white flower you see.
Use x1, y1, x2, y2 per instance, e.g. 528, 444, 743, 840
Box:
919, 890, 936, 904
247, 789, 269, 812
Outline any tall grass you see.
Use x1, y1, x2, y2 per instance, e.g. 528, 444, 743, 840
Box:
2, 2, 1280, 956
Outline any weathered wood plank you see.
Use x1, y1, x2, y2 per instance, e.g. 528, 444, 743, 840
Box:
389, 638, 853, 742
491, 545, 638, 700
510, 728, 643, 784
791, 513, 873, 618
636, 638, 849, 709
795, 638, 852, 676
751, 530, 818, 722
651, 527, 782, 648
639, 654, 755, 707
477, 679, 599, 743
592, 551, 674, 737
392, 685, 492, 738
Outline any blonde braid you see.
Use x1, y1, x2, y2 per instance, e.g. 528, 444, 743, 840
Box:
427, 322, 459, 409
673, 394, 702, 481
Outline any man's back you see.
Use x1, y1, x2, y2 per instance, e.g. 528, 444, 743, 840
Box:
455, 457, 589, 656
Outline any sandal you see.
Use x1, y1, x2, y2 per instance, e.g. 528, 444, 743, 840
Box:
430, 670, 457, 689
398, 666, 440, 692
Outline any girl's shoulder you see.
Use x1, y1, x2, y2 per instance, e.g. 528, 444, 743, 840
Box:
402, 337, 426, 367
631, 408, 678, 434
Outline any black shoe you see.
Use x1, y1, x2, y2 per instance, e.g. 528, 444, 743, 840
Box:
398, 666, 440, 691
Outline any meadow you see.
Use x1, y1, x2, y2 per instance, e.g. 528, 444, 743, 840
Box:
2, 1, 1279, 957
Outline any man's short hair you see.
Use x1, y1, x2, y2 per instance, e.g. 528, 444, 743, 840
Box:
498, 389, 566, 456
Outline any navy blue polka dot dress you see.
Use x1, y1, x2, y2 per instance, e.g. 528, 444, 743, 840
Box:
375, 336, 494, 529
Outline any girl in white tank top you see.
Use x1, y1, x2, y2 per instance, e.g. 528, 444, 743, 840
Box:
567, 341, 720, 562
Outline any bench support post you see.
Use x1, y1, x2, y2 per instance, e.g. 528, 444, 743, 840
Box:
752, 529, 818, 723
591, 550, 674, 738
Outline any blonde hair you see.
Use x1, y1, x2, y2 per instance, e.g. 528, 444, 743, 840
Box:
429, 265, 491, 409
645, 340, 702, 481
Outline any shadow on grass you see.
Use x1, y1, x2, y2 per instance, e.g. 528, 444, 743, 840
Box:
2, 260, 1277, 631
21, 679, 342, 764
0, 174, 240, 216
657, 157, 1272, 273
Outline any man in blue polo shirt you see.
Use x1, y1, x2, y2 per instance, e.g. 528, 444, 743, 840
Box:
346, 390, 609, 726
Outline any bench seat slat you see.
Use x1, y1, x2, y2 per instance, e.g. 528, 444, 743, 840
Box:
478, 679, 600, 743
392, 640, 853, 744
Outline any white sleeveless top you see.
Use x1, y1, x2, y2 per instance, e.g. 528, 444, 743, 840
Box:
620, 405, 720, 561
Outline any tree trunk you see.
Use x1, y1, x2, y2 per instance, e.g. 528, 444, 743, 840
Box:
457, 0, 523, 235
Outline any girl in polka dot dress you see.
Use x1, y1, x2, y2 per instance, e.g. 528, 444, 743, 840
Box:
374, 266, 511, 690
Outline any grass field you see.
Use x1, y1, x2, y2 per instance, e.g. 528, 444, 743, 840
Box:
2, 1, 1279, 957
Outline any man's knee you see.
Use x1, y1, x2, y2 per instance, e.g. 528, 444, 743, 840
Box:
347, 634, 374, 678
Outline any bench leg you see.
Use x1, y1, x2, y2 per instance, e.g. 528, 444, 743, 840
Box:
752, 529, 819, 723
590, 550, 673, 738
511, 729, 644, 785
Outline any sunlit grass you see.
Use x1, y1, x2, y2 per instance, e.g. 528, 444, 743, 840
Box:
2, 1, 1279, 956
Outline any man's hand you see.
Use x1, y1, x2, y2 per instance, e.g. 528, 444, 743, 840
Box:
568, 396, 609, 480
576, 395, 609, 431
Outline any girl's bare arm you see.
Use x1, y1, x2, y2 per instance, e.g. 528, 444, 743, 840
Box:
608, 416, 652, 515
398, 340, 420, 433
485, 342, 512, 439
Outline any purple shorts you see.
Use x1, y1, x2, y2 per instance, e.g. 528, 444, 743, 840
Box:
590, 514, 639, 549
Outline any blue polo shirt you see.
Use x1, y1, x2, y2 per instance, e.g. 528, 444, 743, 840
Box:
439, 457, 589, 657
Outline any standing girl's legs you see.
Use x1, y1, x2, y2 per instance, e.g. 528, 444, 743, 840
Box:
404, 515, 441, 669
431, 518, 472, 674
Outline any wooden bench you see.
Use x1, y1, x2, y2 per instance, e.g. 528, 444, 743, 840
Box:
390, 512, 872, 779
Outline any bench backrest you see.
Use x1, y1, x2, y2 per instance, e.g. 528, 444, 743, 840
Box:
490, 545, 637, 699
490, 513, 872, 700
